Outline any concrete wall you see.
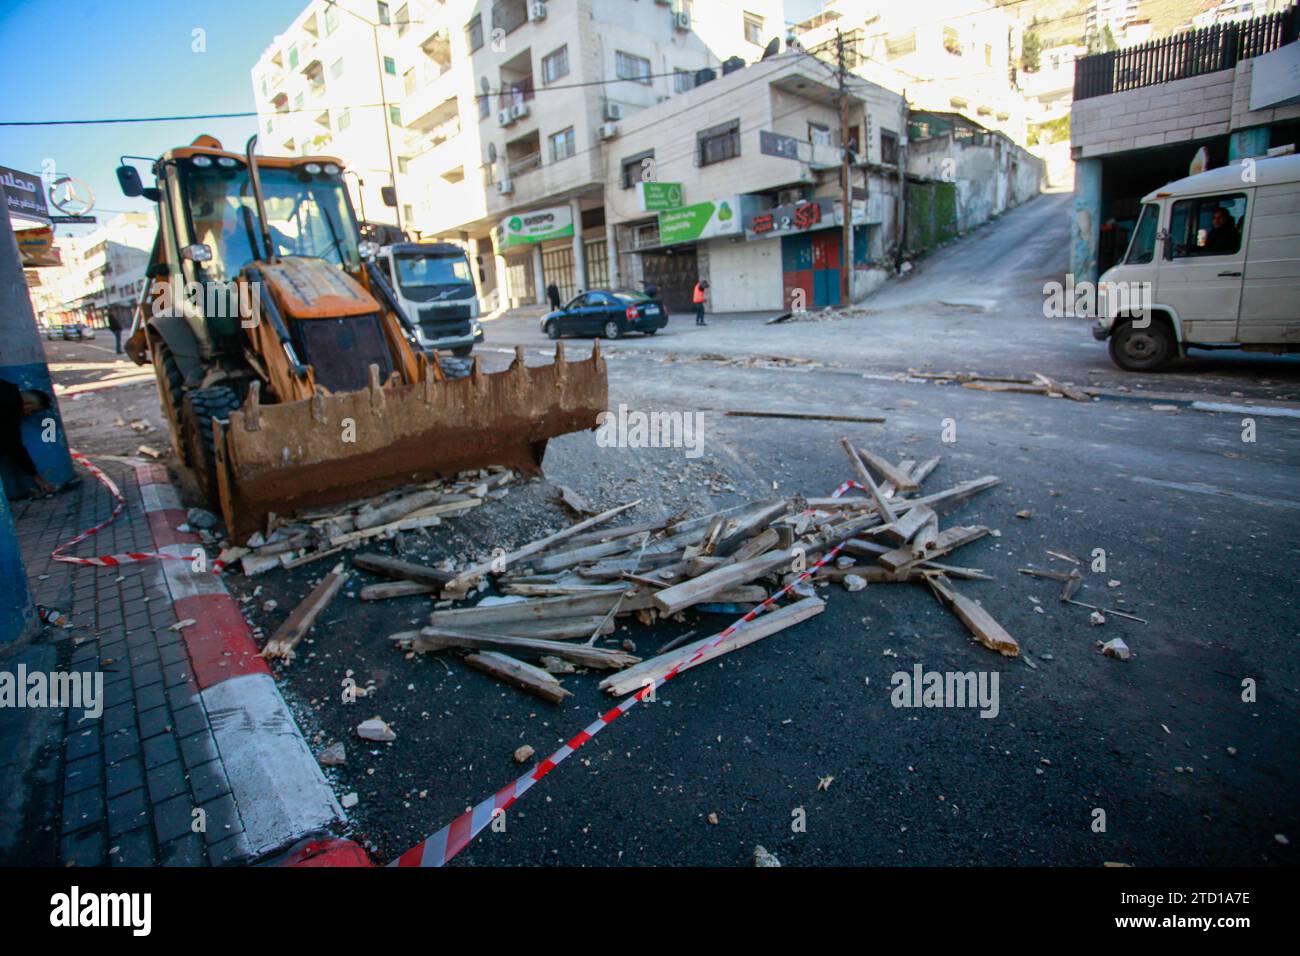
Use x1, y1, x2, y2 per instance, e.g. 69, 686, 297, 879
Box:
906, 128, 1044, 240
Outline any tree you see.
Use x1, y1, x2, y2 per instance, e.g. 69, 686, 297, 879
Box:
1102, 25, 1118, 52
1022, 31, 1042, 72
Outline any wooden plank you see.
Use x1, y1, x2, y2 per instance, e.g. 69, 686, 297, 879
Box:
842, 538, 992, 580
262, 563, 348, 661
1033, 372, 1091, 402
442, 499, 642, 596
714, 501, 788, 557
925, 574, 1019, 657
354, 489, 443, 530
879, 503, 933, 545
856, 447, 919, 492
463, 651, 572, 705
502, 582, 630, 598
878, 525, 989, 572
459, 614, 617, 641
359, 580, 436, 601
909, 456, 942, 487
429, 589, 647, 627
724, 410, 886, 424
652, 548, 797, 617
898, 475, 1000, 516
909, 507, 939, 558
814, 565, 920, 583
403, 628, 639, 670
730, 526, 781, 563
530, 537, 641, 573
600, 597, 825, 697
352, 553, 455, 587
839, 437, 897, 523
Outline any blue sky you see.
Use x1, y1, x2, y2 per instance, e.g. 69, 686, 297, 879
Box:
1, 0, 824, 230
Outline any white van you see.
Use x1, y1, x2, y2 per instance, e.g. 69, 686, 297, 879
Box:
1092, 153, 1300, 371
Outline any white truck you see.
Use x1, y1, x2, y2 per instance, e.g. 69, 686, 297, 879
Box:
1092, 153, 1300, 371
375, 242, 484, 356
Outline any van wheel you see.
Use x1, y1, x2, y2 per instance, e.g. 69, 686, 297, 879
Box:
603, 320, 621, 340
1109, 319, 1175, 372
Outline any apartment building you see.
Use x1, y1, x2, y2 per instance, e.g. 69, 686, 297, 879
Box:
794, 0, 1030, 143
602, 54, 905, 311
32, 213, 156, 328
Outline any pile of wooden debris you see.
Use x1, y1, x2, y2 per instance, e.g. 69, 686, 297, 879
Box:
908, 370, 1093, 402
223, 467, 517, 577
367, 438, 1014, 704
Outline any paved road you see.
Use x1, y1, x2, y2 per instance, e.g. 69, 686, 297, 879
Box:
36, 202, 1300, 867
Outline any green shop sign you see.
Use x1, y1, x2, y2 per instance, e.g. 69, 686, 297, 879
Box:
494, 205, 575, 250
636, 181, 684, 212
657, 197, 741, 246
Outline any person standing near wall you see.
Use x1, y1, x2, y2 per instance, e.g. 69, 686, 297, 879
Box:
692, 279, 709, 326
107, 310, 124, 353
0, 380, 55, 495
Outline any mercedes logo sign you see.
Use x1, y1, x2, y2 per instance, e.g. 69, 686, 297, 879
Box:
49, 176, 96, 217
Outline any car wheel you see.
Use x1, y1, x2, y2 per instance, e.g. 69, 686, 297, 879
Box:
1109, 318, 1175, 372
644, 328, 658, 336
545, 321, 560, 340
603, 319, 621, 340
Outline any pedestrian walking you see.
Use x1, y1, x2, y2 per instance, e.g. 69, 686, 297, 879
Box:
107, 311, 124, 353
692, 279, 709, 326
546, 283, 562, 311
0, 379, 55, 495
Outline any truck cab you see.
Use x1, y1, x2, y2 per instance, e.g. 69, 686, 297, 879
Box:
1092, 153, 1300, 371
376, 242, 483, 357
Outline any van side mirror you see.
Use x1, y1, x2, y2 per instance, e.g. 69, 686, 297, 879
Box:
380, 186, 397, 208
116, 164, 143, 197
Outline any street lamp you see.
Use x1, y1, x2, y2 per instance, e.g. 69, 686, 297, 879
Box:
324, 0, 403, 233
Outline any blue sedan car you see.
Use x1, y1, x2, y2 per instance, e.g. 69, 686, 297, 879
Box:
540, 289, 668, 340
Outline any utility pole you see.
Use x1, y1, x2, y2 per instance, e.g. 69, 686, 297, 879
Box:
836, 29, 853, 306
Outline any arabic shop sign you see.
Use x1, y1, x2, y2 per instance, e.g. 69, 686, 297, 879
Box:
494, 205, 574, 250
1, 165, 50, 224
657, 197, 743, 246
636, 181, 684, 212
744, 198, 834, 240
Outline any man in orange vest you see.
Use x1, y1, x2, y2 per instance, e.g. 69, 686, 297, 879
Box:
692, 279, 709, 326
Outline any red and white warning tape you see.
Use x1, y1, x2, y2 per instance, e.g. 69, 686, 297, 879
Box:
51, 451, 223, 572
392, 480, 866, 867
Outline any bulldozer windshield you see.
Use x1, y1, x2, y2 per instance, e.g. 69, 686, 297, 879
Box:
181, 162, 361, 282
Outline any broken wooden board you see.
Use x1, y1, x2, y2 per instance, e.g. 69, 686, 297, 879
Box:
652, 548, 797, 616
840, 437, 897, 523
442, 499, 642, 597
549, 484, 596, 516
600, 597, 825, 697
352, 553, 455, 588
403, 628, 639, 670
879, 503, 934, 545
359, 580, 436, 601
878, 525, 989, 572
463, 651, 572, 705
262, 563, 348, 661
1033, 372, 1092, 403
429, 589, 650, 628
856, 447, 919, 493
713, 501, 788, 557
354, 488, 443, 531
458, 615, 617, 641
724, 410, 885, 424
925, 573, 1020, 657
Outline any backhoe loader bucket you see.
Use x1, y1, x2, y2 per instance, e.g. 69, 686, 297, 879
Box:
213, 343, 607, 543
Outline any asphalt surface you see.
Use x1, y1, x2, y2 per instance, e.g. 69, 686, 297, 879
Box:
36, 197, 1300, 866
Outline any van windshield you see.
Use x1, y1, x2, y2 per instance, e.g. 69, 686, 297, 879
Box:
1126, 203, 1158, 264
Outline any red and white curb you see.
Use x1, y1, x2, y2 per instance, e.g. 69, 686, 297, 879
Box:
132, 463, 346, 862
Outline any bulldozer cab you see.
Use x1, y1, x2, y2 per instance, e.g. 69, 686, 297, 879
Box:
118, 136, 608, 541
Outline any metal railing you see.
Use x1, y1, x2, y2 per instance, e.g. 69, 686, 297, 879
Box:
1073, 6, 1299, 100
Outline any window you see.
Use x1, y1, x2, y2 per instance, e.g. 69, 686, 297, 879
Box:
396, 3, 409, 36
330, 57, 345, 80
808, 122, 832, 146
467, 15, 484, 52
267, 117, 274, 133
674, 69, 695, 93
615, 51, 652, 85
377, 2, 390, 25
880, 129, 899, 165
324, 4, 338, 34
886, 31, 915, 58
384, 56, 397, 75
1125, 203, 1158, 265
542, 46, 569, 85
698, 119, 740, 166
550, 127, 576, 162
1168, 193, 1247, 258
492, 0, 528, 35
984, 43, 993, 67
389, 105, 402, 126
744, 12, 764, 46
288, 44, 299, 69
621, 149, 653, 188
337, 108, 351, 131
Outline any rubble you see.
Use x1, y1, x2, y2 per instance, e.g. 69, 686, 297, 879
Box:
1100, 638, 1132, 661
316, 742, 346, 767
752, 845, 782, 867
356, 717, 397, 742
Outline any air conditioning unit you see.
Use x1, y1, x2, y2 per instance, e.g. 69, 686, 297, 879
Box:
528, 1, 547, 22
511, 102, 530, 121
604, 102, 624, 121
599, 122, 619, 140
673, 11, 690, 31
497, 178, 514, 195
498, 108, 514, 127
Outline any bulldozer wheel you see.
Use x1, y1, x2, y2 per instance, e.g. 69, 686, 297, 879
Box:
152, 341, 189, 465
182, 386, 241, 506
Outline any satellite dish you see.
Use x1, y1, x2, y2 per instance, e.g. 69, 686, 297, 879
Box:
487, 143, 497, 162
761, 37, 780, 61
480, 76, 491, 94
